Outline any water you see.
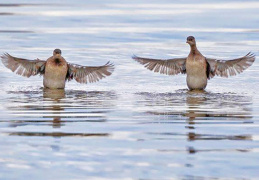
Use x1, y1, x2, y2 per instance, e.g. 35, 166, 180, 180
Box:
0, 1, 259, 179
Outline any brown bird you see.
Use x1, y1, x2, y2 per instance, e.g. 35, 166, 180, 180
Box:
132, 36, 255, 90
1, 49, 114, 89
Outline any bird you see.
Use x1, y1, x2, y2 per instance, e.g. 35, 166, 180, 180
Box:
132, 36, 255, 90
1, 49, 114, 89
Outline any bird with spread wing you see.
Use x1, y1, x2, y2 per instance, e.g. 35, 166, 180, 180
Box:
133, 36, 255, 90
1, 49, 114, 89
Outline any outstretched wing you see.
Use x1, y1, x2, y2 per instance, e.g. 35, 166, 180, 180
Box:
206, 52, 255, 78
67, 61, 115, 84
132, 55, 186, 75
1, 53, 46, 77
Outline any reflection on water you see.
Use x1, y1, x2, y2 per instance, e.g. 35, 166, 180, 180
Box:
136, 90, 254, 154
0, 87, 258, 179
136, 90, 253, 120
3, 89, 116, 136
187, 132, 251, 141
8, 132, 109, 137
1, 88, 257, 179
43, 89, 65, 128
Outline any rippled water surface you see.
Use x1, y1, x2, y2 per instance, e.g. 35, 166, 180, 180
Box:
0, 1, 259, 179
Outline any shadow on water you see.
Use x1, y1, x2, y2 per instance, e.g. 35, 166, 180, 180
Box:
2, 89, 116, 137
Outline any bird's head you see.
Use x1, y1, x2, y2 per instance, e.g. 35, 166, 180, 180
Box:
53, 49, 62, 56
186, 36, 196, 46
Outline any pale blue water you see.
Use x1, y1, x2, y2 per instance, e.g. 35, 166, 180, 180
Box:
0, 1, 259, 180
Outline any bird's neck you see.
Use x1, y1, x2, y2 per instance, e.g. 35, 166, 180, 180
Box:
190, 44, 199, 55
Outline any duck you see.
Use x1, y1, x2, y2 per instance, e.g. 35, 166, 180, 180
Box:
1, 49, 114, 89
132, 36, 255, 90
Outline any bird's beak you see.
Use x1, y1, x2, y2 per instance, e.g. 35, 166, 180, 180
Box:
186, 41, 189, 43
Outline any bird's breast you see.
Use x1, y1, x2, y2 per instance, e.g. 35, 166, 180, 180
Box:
186, 55, 208, 90
186, 55, 207, 76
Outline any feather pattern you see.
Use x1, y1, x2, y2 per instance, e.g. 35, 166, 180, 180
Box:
1, 53, 46, 77
206, 52, 255, 78
67, 61, 115, 84
132, 55, 186, 75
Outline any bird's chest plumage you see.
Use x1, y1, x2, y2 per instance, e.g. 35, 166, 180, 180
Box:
186, 54, 207, 76
186, 53, 207, 90
43, 58, 68, 89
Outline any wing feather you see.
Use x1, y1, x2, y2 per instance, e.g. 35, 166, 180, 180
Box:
1, 53, 46, 77
67, 61, 114, 84
132, 55, 186, 75
206, 52, 255, 78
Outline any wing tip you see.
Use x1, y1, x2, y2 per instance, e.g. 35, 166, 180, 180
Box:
246, 51, 255, 57
0, 52, 10, 59
132, 54, 140, 61
105, 61, 115, 73
132, 54, 137, 59
132, 55, 146, 65
245, 52, 256, 63
106, 61, 115, 67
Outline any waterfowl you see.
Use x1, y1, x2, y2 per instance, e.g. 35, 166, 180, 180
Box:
132, 36, 255, 90
1, 49, 114, 89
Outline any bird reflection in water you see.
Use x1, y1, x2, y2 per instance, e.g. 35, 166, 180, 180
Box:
5, 89, 116, 138
185, 90, 207, 129
43, 88, 66, 128
137, 90, 253, 122
136, 90, 253, 153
